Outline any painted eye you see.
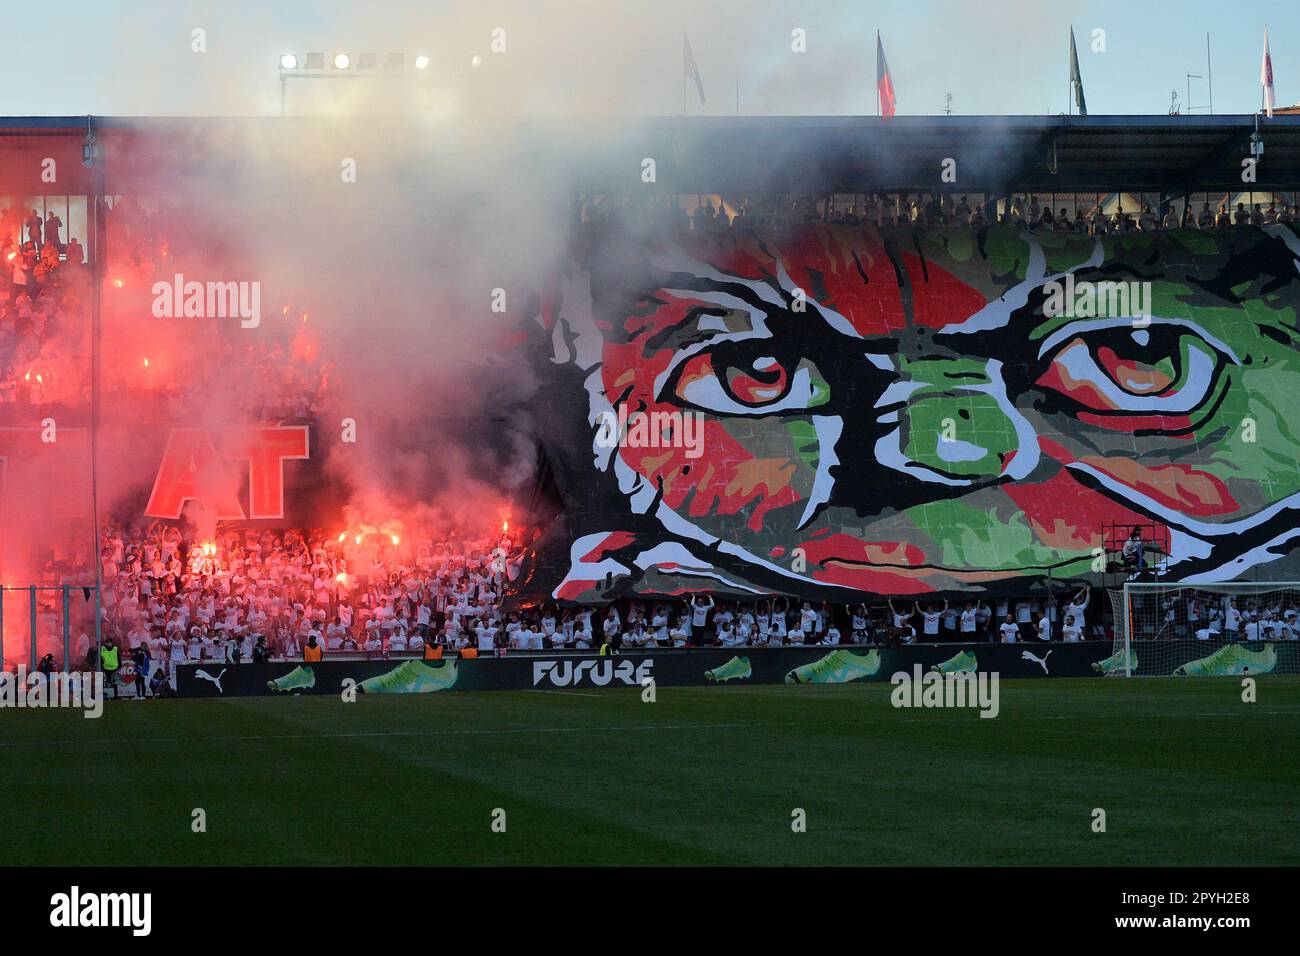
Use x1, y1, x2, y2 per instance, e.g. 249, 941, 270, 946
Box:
726, 356, 789, 404
1035, 321, 1231, 415
666, 346, 830, 415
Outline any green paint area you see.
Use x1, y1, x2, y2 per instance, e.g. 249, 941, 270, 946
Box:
900, 392, 1013, 480
786, 418, 821, 472
905, 498, 1060, 571
6, 680, 1298, 865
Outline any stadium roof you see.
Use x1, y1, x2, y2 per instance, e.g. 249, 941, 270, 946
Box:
640, 114, 1300, 194
2, 114, 1299, 195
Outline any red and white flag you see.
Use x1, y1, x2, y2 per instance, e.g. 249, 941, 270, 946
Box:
877, 31, 896, 118
1262, 27, 1275, 118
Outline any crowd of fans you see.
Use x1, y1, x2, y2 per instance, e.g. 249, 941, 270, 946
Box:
94, 553, 1112, 676
1, 198, 329, 415
529, 588, 1105, 652
579, 192, 1299, 236
1135, 593, 1300, 642
1, 204, 90, 408
88, 520, 516, 686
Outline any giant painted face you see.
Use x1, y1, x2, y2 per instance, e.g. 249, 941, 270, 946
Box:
545, 223, 1300, 600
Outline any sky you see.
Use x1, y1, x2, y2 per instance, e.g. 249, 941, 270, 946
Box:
0, 0, 1294, 119
1, 0, 1295, 118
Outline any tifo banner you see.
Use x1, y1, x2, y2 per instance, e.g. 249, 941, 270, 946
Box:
525, 223, 1300, 602
169, 641, 1290, 697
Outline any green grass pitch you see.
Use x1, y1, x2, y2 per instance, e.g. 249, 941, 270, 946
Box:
5, 677, 1298, 866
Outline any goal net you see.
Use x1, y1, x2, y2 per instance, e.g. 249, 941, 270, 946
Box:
1106, 583, 1300, 677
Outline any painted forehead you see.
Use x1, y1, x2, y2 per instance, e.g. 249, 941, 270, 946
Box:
601, 226, 1002, 344
600, 224, 1300, 349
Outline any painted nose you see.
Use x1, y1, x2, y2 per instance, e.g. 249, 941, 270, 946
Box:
890, 358, 1037, 484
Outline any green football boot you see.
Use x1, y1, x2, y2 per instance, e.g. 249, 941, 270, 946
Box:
931, 650, 978, 674
784, 649, 881, 684
1091, 648, 1138, 676
704, 656, 752, 682
358, 659, 459, 694
267, 665, 316, 692
1174, 643, 1277, 677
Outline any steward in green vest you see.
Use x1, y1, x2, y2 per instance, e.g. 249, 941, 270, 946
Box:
100, 639, 121, 698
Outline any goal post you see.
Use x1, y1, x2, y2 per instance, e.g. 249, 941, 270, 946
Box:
1107, 582, 1300, 677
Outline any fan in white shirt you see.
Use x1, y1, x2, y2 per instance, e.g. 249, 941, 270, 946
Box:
689, 595, 714, 630
921, 600, 946, 638
770, 611, 788, 639
999, 617, 1019, 643
888, 599, 914, 630
1066, 586, 1089, 624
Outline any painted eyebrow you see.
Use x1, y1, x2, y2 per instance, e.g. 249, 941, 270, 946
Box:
640, 304, 735, 351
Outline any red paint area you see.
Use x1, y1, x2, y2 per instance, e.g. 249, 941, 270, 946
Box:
693, 226, 990, 338
1036, 358, 1115, 411
726, 358, 790, 405
555, 579, 598, 602
1076, 412, 1194, 435
793, 532, 936, 592
1077, 457, 1239, 517
1002, 468, 1155, 551
579, 531, 636, 563
1039, 437, 1236, 519
898, 251, 989, 331
1095, 346, 1174, 394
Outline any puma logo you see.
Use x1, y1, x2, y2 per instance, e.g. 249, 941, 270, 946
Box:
194, 668, 227, 693
1021, 649, 1052, 674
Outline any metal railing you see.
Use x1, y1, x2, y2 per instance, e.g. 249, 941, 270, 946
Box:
0, 584, 100, 671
